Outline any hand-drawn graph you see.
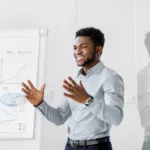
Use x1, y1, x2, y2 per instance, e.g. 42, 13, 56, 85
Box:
0, 57, 36, 139
0, 29, 39, 139
0, 59, 28, 85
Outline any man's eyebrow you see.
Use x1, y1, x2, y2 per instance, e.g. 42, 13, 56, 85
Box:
81, 43, 89, 45
73, 43, 89, 46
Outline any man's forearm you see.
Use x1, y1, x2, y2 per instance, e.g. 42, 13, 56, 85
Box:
87, 100, 123, 126
36, 100, 66, 126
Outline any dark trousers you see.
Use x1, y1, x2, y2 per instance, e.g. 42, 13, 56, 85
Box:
65, 142, 113, 150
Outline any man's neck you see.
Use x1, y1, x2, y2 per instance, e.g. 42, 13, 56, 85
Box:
82, 60, 100, 75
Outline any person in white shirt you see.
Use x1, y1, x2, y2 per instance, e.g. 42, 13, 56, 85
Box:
137, 32, 150, 150
21, 27, 124, 150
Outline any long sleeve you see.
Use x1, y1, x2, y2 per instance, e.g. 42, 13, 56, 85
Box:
36, 96, 71, 126
88, 74, 124, 126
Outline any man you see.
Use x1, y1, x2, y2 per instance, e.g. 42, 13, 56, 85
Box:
21, 27, 124, 150
137, 32, 150, 150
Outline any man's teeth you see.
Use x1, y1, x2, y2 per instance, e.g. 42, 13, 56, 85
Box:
76, 57, 84, 60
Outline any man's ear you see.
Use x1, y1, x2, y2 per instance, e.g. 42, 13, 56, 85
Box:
96, 46, 103, 55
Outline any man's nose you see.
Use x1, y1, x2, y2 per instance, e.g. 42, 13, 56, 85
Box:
75, 47, 82, 54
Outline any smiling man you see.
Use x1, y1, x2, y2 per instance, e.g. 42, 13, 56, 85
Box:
21, 27, 124, 150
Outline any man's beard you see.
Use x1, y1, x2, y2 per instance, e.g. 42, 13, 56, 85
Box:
77, 50, 97, 67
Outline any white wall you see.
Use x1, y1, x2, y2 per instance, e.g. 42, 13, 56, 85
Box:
0, 0, 147, 150
136, 0, 150, 70
0, 0, 75, 150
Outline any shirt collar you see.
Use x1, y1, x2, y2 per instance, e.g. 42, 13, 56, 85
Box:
77, 61, 105, 77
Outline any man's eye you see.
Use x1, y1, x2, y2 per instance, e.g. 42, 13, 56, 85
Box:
82, 46, 87, 48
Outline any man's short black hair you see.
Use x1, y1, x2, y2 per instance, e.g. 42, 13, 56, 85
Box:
75, 27, 105, 48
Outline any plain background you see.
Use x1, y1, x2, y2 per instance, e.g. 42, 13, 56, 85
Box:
0, 0, 149, 149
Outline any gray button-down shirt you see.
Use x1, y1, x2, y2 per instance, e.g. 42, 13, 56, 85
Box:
37, 61, 124, 140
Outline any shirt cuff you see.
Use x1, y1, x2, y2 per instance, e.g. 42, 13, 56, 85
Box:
88, 98, 104, 118
36, 100, 47, 111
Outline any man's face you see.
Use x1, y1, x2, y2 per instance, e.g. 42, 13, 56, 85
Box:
144, 32, 150, 53
73, 36, 96, 67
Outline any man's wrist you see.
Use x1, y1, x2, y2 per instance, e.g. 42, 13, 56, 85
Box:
85, 95, 94, 106
34, 100, 43, 107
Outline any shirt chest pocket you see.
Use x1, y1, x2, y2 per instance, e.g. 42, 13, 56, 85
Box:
69, 100, 86, 112
83, 77, 104, 95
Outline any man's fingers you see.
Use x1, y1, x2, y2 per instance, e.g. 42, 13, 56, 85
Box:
63, 84, 74, 93
64, 93, 74, 99
79, 80, 84, 88
63, 80, 74, 88
68, 76, 78, 87
22, 88, 30, 95
27, 80, 35, 89
21, 82, 30, 91
40, 84, 46, 93
25, 95, 30, 100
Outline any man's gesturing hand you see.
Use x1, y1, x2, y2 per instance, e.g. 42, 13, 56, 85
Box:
21, 80, 46, 106
63, 76, 90, 104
